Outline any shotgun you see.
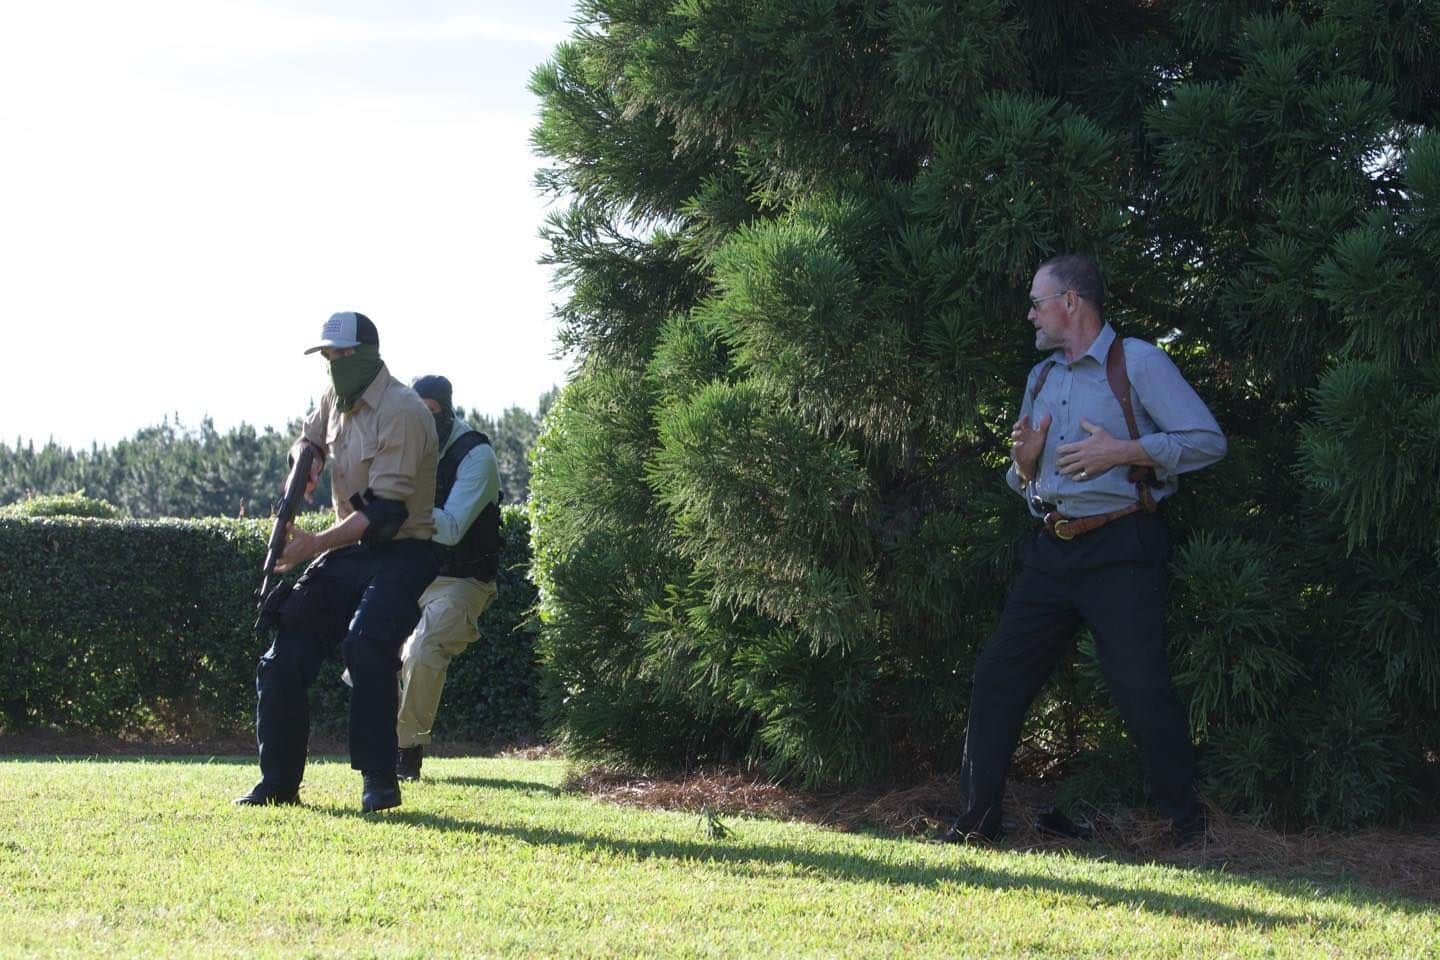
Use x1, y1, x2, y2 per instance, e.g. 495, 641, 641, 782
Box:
254, 441, 319, 633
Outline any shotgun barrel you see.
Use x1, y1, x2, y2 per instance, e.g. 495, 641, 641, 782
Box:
253, 442, 318, 633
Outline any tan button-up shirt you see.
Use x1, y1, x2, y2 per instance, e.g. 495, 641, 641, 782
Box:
302, 364, 437, 542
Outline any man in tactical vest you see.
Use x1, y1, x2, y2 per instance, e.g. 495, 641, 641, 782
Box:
938, 254, 1227, 848
393, 374, 503, 781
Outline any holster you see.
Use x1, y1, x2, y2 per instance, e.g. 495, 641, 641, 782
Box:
253, 580, 295, 633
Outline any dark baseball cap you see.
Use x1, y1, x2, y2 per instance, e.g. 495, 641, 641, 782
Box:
411, 375, 454, 410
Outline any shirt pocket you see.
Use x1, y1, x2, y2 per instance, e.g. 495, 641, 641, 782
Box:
357, 430, 380, 487
325, 408, 343, 448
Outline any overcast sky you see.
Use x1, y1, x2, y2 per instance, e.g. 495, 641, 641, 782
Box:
0, 0, 580, 449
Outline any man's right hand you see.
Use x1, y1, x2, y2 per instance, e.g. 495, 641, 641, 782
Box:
285, 441, 325, 500
304, 455, 323, 501
1011, 412, 1051, 482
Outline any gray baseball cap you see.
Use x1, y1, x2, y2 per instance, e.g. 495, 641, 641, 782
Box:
304, 311, 379, 354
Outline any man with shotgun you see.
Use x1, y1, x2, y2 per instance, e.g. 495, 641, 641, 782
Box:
938, 255, 1226, 848
237, 311, 438, 813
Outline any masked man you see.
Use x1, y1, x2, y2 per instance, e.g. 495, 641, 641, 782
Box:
392, 374, 503, 781
236, 311, 438, 813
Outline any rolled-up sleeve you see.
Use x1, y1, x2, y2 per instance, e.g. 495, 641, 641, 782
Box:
367, 403, 431, 503
1134, 348, 1227, 481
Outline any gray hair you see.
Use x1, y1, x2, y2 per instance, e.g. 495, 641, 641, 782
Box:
1038, 254, 1104, 313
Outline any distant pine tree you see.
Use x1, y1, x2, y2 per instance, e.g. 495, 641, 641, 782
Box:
1, 389, 555, 518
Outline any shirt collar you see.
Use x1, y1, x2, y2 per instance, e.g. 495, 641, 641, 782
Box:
1083, 323, 1117, 365
1051, 323, 1116, 367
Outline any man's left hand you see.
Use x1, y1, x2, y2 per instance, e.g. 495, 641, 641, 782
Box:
1056, 419, 1127, 480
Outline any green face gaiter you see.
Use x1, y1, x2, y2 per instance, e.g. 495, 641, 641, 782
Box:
329, 344, 383, 412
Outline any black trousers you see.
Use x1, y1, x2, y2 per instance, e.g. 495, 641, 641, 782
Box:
958, 511, 1196, 833
254, 538, 437, 791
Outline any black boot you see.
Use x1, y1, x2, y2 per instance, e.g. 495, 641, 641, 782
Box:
395, 745, 423, 782
361, 772, 402, 813
1170, 806, 1209, 849
935, 805, 1003, 845
234, 782, 300, 806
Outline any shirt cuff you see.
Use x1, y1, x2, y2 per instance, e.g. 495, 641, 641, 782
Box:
1005, 463, 1026, 495
431, 506, 461, 546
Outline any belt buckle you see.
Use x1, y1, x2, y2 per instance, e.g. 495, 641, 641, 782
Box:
1043, 510, 1075, 541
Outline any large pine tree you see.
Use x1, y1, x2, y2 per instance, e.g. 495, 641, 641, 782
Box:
529, 0, 1440, 827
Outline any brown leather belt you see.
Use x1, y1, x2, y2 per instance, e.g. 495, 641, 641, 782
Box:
1043, 503, 1144, 541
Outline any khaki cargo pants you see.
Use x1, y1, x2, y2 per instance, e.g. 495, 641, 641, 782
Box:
395, 575, 498, 748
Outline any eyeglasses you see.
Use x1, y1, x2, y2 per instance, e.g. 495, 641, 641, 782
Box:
1029, 291, 1069, 310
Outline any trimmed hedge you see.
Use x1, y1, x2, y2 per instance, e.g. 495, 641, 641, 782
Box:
0, 492, 121, 519
0, 507, 540, 745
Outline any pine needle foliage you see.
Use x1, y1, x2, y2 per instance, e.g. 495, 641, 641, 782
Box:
530, 0, 1440, 825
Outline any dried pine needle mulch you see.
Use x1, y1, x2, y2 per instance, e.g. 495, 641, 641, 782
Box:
568, 767, 1440, 905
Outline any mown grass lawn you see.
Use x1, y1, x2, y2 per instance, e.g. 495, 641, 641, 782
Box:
1, 756, 1434, 959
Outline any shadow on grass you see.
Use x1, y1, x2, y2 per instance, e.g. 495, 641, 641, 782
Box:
316, 803, 1394, 932
17, 753, 1428, 925
430, 775, 560, 795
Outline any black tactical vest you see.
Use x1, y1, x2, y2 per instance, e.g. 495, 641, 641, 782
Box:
435, 430, 502, 581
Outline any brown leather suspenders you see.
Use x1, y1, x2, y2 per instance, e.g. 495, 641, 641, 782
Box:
1029, 336, 1158, 512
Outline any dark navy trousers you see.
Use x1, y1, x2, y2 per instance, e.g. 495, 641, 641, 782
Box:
958, 511, 1197, 832
254, 538, 437, 791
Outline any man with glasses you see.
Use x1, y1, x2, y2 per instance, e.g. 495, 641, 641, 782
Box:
939, 254, 1227, 847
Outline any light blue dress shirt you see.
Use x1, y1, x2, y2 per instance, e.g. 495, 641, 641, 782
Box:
1005, 324, 1227, 518
432, 418, 501, 548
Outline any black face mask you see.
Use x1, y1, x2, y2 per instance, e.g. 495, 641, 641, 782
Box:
433, 409, 455, 446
